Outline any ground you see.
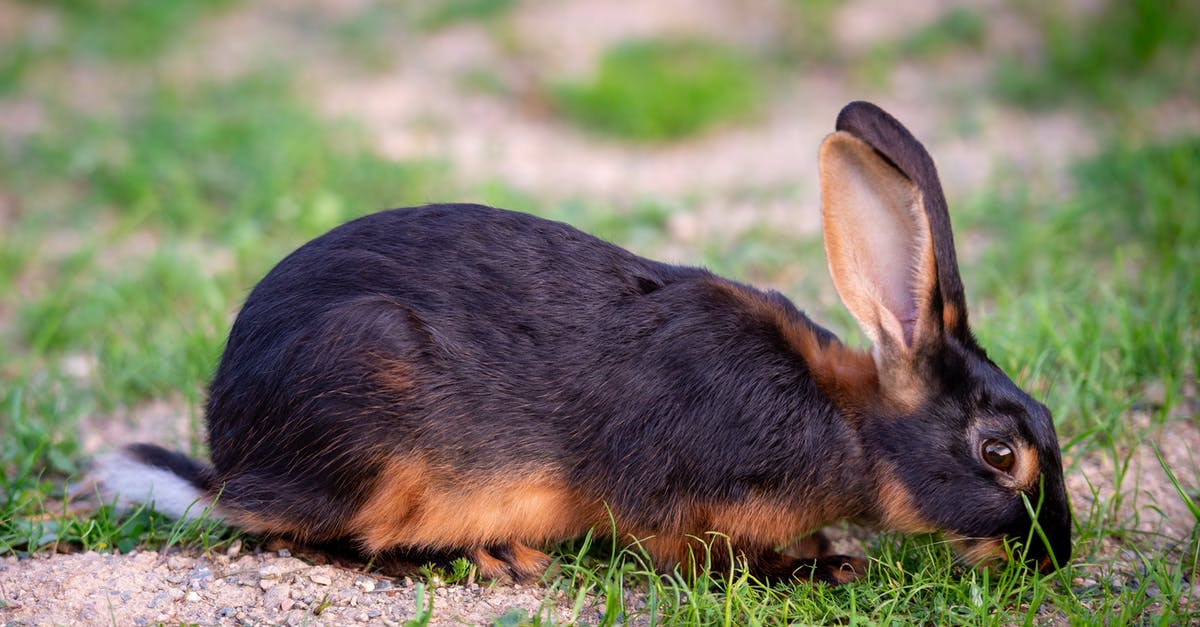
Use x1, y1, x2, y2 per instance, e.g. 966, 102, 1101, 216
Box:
1, 0, 1198, 624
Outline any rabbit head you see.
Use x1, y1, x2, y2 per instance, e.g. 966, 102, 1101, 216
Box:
819, 102, 1072, 571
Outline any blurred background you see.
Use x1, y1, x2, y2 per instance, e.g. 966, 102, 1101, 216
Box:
0, 0, 1198, 601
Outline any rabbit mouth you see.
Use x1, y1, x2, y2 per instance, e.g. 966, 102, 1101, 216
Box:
944, 533, 1008, 568
944, 533, 1060, 574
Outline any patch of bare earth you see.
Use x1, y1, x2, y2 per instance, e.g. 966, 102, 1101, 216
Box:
0, 547, 596, 625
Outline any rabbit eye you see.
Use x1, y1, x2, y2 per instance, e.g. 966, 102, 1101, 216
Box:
982, 439, 1015, 472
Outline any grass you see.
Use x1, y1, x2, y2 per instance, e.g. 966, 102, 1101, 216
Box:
552, 39, 762, 141
966, 137, 1200, 440
995, 0, 1200, 109
418, 0, 517, 31
859, 7, 987, 86
10, 0, 235, 63
1, 1, 1198, 624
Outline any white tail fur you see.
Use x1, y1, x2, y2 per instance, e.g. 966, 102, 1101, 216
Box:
92, 449, 217, 521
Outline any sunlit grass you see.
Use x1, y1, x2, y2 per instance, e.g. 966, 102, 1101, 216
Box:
552, 39, 762, 141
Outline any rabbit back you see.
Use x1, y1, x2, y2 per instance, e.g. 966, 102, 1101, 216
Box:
203, 204, 872, 561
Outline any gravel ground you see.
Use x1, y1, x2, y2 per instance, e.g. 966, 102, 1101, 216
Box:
0, 546, 600, 625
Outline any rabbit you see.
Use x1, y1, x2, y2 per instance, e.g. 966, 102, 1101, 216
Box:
95, 101, 1072, 585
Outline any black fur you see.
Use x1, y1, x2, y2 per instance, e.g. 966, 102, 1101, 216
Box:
126, 442, 213, 492
205, 204, 870, 535
110, 101, 1072, 581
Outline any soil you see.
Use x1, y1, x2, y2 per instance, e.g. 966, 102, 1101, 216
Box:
3, 0, 1200, 624
0, 548, 598, 625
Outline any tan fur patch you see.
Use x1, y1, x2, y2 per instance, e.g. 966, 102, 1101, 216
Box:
1000, 442, 1041, 493
942, 301, 962, 337
468, 547, 511, 581
781, 532, 831, 560
703, 279, 879, 417
703, 497, 838, 549
1013, 444, 1040, 492
620, 495, 856, 575
349, 457, 603, 554
467, 544, 550, 582
945, 533, 1006, 567
827, 557, 867, 584
229, 510, 314, 540
875, 464, 936, 534
505, 543, 552, 579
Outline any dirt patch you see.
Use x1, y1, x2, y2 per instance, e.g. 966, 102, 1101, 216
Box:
0, 548, 596, 625
1068, 413, 1200, 547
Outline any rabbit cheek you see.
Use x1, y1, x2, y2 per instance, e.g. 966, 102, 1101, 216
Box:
347, 458, 598, 555
873, 463, 938, 534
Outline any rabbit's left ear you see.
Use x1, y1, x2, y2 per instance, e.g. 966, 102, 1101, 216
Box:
819, 131, 942, 373
831, 101, 972, 343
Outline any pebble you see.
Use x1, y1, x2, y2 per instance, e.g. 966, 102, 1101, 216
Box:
167, 588, 185, 601
355, 578, 376, 592
259, 579, 276, 591
263, 584, 291, 610
225, 540, 242, 558
310, 573, 333, 586
278, 549, 292, 557
185, 591, 201, 603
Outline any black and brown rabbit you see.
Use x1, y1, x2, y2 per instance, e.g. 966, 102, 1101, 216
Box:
97, 102, 1072, 584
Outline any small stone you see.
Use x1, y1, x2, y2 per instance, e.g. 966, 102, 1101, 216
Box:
259, 578, 276, 591
167, 555, 189, 569
402, 577, 414, 587
263, 584, 291, 609
354, 578, 375, 592
281, 598, 295, 611
259, 564, 285, 579
278, 549, 292, 557
310, 573, 333, 586
368, 609, 381, 618
167, 588, 185, 601
185, 591, 201, 603
357, 611, 371, 621
225, 540, 242, 558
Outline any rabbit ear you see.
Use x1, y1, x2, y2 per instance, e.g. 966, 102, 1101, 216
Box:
819, 130, 941, 369
832, 101, 971, 341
